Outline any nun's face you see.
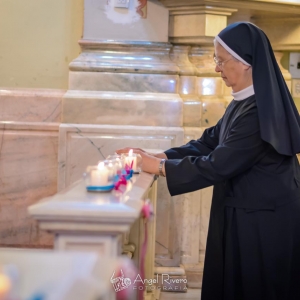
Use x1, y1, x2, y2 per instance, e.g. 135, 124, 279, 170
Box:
214, 42, 252, 92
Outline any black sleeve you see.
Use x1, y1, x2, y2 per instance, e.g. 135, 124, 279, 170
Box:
164, 117, 223, 159
165, 108, 269, 196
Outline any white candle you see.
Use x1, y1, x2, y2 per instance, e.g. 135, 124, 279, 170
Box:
90, 162, 109, 186
107, 162, 114, 178
113, 158, 123, 174
0, 273, 11, 299
125, 149, 137, 172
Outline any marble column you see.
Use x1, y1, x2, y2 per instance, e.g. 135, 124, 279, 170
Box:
169, 45, 201, 265
63, 41, 182, 127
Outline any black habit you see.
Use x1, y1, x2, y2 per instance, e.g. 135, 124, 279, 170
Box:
163, 22, 300, 300
164, 95, 300, 299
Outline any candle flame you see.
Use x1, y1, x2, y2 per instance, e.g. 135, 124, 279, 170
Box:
129, 149, 133, 156
97, 162, 105, 170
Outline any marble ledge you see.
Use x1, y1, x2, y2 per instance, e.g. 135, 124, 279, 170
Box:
69, 72, 179, 93
63, 91, 183, 127
0, 88, 64, 122
28, 173, 156, 234
72, 40, 178, 74
170, 46, 197, 76
0, 121, 60, 131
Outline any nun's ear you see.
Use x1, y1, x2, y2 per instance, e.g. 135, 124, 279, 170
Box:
242, 64, 252, 71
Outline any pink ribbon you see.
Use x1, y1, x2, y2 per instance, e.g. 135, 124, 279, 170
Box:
136, 0, 147, 18
114, 176, 128, 192
138, 200, 154, 300
124, 161, 133, 172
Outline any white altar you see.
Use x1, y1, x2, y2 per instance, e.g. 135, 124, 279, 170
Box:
28, 172, 158, 299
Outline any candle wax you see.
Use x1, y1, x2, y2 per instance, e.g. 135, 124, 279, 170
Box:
0, 273, 11, 299
125, 156, 137, 172
90, 166, 109, 186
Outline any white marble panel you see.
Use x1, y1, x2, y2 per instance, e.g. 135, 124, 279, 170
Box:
183, 127, 213, 255
69, 72, 179, 93
156, 177, 188, 267
199, 187, 213, 252
0, 122, 59, 247
0, 88, 63, 122
180, 190, 201, 264
180, 127, 204, 264
179, 75, 200, 127
183, 97, 202, 128
179, 76, 197, 95
184, 127, 204, 145
201, 97, 227, 127
156, 177, 172, 257
197, 77, 223, 96
70, 41, 179, 75
58, 124, 184, 190
63, 90, 183, 127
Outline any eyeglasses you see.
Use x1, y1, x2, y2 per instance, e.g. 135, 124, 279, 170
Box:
213, 55, 234, 70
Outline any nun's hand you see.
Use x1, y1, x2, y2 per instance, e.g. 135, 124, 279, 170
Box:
131, 150, 161, 175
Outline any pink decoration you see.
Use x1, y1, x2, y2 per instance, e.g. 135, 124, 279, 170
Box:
113, 260, 140, 300
136, 0, 147, 18
138, 200, 154, 299
114, 176, 128, 192
124, 160, 134, 171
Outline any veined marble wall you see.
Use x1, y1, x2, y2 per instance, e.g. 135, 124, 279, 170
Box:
0, 88, 64, 247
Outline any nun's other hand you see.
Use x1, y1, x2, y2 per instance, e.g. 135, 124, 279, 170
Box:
115, 147, 147, 155
132, 150, 161, 175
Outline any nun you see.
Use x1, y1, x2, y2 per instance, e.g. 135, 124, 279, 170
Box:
116, 22, 300, 300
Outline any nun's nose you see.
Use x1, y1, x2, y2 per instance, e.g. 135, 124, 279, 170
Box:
215, 65, 221, 72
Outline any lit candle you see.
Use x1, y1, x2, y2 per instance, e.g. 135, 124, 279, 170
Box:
125, 149, 137, 172
106, 161, 114, 178
0, 273, 11, 299
113, 158, 123, 175
90, 162, 109, 186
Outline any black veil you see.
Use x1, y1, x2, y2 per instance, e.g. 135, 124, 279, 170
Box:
216, 22, 300, 156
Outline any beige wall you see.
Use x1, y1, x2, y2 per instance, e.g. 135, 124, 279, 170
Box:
0, 0, 83, 89
84, 0, 169, 42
